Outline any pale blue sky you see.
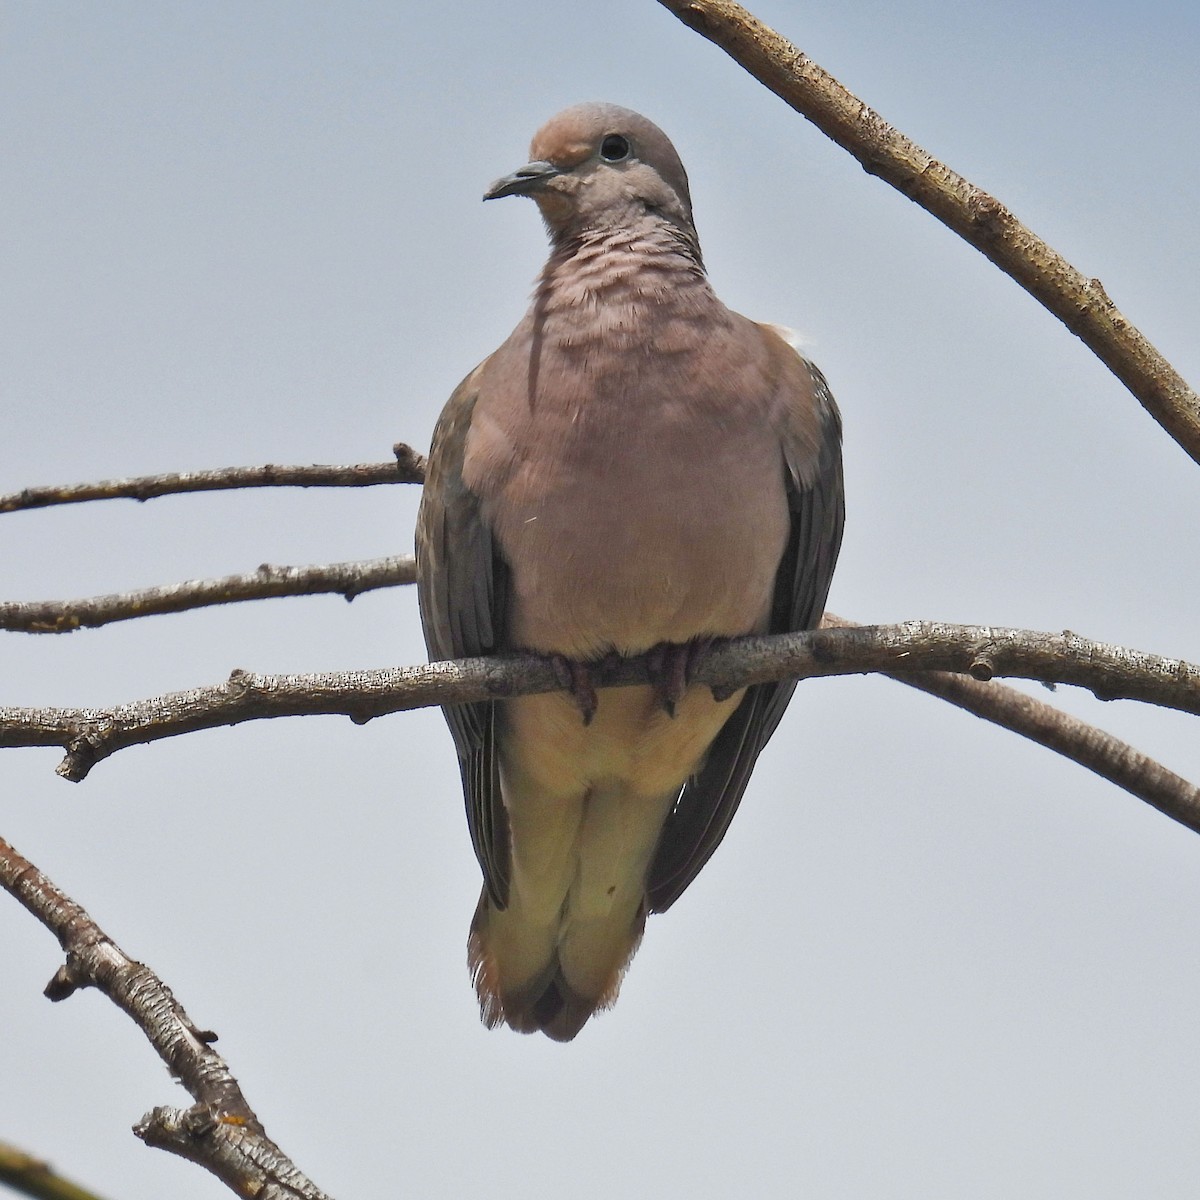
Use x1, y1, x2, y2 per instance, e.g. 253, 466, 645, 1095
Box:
3, 3, 1199, 1198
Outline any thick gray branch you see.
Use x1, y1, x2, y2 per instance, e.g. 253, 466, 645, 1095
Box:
820, 615, 1200, 833
0, 837, 332, 1200
699, 622, 1200, 714
2, 623, 1197, 788
657, 0, 1200, 464
0, 556, 416, 633
5, 541, 1193, 832
0, 444, 425, 515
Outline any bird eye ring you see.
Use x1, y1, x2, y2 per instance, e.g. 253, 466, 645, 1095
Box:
599, 134, 630, 162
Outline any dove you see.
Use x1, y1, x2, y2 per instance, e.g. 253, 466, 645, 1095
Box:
416, 102, 844, 1041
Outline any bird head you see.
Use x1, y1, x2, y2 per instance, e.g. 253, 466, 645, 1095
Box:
484, 102, 697, 247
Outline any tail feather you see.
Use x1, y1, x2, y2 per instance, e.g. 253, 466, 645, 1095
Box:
468, 887, 647, 1041
467, 765, 680, 1040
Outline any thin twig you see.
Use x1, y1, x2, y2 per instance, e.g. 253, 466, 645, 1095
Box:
2, 622, 1197, 788
656, 0, 1200, 464
0, 556, 416, 633
821, 615, 1200, 831
0, 837, 333, 1200
0, 444, 425, 515
0, 1141, 111, 1200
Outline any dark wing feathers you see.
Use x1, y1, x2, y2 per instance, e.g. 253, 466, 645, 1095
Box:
646, 355, 845, 913
760, 360, 845, 743
416, 371, 511, 906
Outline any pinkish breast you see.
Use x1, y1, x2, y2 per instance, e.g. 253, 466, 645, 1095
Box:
463, 240, 790, 658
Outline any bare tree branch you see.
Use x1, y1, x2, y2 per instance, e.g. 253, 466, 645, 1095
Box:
0, 837, 332, 1200
3, 622, 1197, 788
0, 556, 416, 633
656, 0, 1200, 464
821, 615, 1200, 832
0, 444, 425, 516
4, 481, 1196, 832
8, 548, 1193, 827
0, 1141, 111, 1200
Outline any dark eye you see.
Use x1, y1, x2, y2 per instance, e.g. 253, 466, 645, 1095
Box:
599, 134, 630, 162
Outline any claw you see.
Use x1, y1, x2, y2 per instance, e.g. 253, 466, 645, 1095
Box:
549, 654, 598, 725
646, 638, 716, 717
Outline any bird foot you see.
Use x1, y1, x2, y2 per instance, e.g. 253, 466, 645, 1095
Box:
646, 638, 716, 718
549, 655, 599, 725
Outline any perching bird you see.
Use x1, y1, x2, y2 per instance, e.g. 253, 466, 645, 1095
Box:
416, 102, 844, 1041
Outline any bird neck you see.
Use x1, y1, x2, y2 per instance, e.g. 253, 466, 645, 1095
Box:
537, 222, 709, 314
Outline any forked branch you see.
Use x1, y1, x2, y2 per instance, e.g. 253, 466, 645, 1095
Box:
0, 837, 331, 1200
820, 615, 1200, 832
3, 623, 1198, 824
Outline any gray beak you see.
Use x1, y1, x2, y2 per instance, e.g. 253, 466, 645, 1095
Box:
483, 160, 563, 201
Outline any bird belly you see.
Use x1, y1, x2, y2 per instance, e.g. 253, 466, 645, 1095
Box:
501, 679, 742, 803
495, 682, 741, 938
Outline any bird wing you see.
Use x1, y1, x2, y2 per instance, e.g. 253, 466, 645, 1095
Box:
415, 366, 512, 907
646, 334, 845, 913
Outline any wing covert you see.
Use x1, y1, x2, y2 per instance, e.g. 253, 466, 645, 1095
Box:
415, 371, 512, 906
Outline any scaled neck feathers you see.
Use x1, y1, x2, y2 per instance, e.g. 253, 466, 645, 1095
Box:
537, 220, 709, 317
